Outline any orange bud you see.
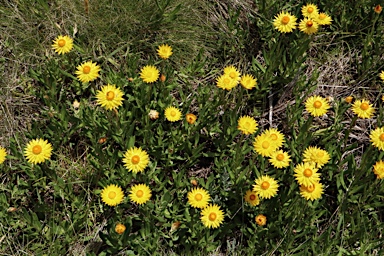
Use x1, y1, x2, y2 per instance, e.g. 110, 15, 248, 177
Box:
160, 74, 166, 82
345, 96, 353, 103
255, 214, 267, 226
186, 113, 197, 124
98, 137, 107, 144
171, 221, 181, 232
115, 223, 126, 234
374, 4, 382, 14
191, 179, 198, 186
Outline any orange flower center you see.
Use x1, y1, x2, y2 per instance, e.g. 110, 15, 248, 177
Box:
209, 212, 217, 221
306, 184, 315, 192
249, 194, 256, 201
306, 20, 313, 27
83, 66, 91, 74
108, 191, 116, 199
261, 181, 270, 190
224, 78, 231, 85
194, 193, 202, 201
131, 155, 140, 164
313, 100, 322, 108
307, 7, 314, 13
276, 154, 285, 161
380, 133, 384, 142
136, 190, 144, 198
316, 151, 324, 158
106, 91, 115, 101
360, 103, 369, 110
282, 16, 290, 24
32, 145, 42, 154
170, 110, 176, 117
304, 168, 313, 177
244, 122, 250, 128
319, 13, 326, 20
262, 141, 270, 149
58, 39, 66, 47
270, 134, 278, 140
229, 72, 237, 79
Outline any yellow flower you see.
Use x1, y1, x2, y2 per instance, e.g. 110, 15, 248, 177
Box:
315, 13, 332, 25
373, 160, 384, 179
240, 74, 257, 90
165, 106, 182, 122
273, 11, 297, 33
122, 147, 150, 173
345, 96, 353, 103
255, 214, 267, 226
374, 4, 382, 14
237, 116, 258, 135
24, 138, 52, 164
216, 74, 238, 91
129, 184, 152, 205
264, 128, 285, 149
244, 190, 260, 206
253, 175, 279, 199
370, 127, 384, 151
294, 162, 320, 187
101, 184, 124, 207
223, 66, 241, 83
301, 3, 319, 18
379, 71, 384, 82
299, 18, 319, 35
305, 95, 330, 117
157, 44, 173, 59
187, 187, 210, 209
200, 204, 224, 229
300, 182, 323, 201
96, 84, 124, 110
268, 150, 291, 169
186, 113, 197, 124
149, 109, 159, 120
0, 146, 7, 164
52, 35, 73, 55
75, 61, 101, 83
253, 133, 277, 157
352, 99, 375, 119
140, 65, 160, 83
115, 223, 126, 234
303, 146, 330, 168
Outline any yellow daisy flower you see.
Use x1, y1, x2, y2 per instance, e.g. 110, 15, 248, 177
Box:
140, 65, 160, 83
186, 113, 197, 124
315, 13, 332, 25
373, 160, 384, 179
240, 74, 257, 90
253, 175, 279, 199
379, 71, 384, 82
305, 96, 330, 117
268, 150, 291, 169
75, 61, 101, 83
165, 106, 182, 122
200, 204, 224, 229
24, 138, 52, 164
101, 184, 124, 207
300, 182, 323, 201
301, 3, 319, 18
303, 146, 330, 168
115, 223, 126, 234
237, 116, 258, 135
0, 146, 7, 164
253, 133, 277, 157
52, 35, 73, 55
294, 162, 320, 187
273, 11, 297, 33
216, 74, 238, 91
187, 187, 210, 209
255, 214, 267, 226
299, 18, 319, 35
223, 66, 241, 83
122, 147, 150, 173
244, 190, 260, 206
370, 127, 384, 151
157, 44, 173, 59
351, 99, 375, 119
129, 184, 152, 205
264, 128, 285, 149
96, 84, 124, 110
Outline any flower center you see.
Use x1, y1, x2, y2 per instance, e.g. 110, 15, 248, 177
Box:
316, 151, 324, 158
170, 110, 176, 117
360, 103, 369, 110
108, 191, 116, 199
194, 193, 202, 201
262, 141, 270, 149
304, 168, 313, 177
313, 100, 322, 108
106, 91, 115, 101
306, 20, 313, 27
58, 39, 66, 47
282, 16, 290, 24
307, 184, 315, 192
136, 190, 144, 198
229, 72, 236, 79
224, 78, 231, 85
244, 122, 250, 128
307, 7, 314, 13
249, 194, 256, 201
131, 155, 140, 164
270, 134, 278, 140
276, 154, 285, 161
83, 66, 91, 74
261, 181, 270, 190
209, 213, 217, 221
319, 13, 326, 20
380, 133, 384, 142
32, 145, 42, 154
